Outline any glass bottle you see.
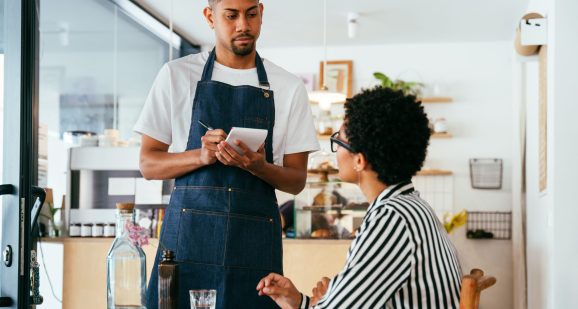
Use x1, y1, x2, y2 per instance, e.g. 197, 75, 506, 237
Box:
107, 203, 147, 309
158, 250, 178, 309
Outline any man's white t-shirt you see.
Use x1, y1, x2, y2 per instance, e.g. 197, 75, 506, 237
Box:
134, 51, 320, 166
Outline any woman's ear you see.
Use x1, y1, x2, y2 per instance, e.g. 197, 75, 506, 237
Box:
354, 152, 368, 172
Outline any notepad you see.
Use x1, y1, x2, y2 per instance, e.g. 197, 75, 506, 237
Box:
225, 127, 268, 154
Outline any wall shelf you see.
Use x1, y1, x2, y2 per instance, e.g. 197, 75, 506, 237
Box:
419, 96, 453, 103
432, 132, 452, 138
417, 169, 453, 176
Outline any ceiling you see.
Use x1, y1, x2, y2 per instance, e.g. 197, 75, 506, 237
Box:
135, 0, 529, 48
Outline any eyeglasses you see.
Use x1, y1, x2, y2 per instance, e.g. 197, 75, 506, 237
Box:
330, 132, 355, 153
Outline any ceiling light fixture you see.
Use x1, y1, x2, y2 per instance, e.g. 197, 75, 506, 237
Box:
347, 12, 359, 39
308, 0, 347, 111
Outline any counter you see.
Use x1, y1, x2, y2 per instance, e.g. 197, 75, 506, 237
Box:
40, 237, 351, 309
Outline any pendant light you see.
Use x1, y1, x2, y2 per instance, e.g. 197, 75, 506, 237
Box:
308, 0, 347, 111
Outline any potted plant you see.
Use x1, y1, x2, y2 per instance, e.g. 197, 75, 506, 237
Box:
40, 188, 62, 237
373, 72, 424, 97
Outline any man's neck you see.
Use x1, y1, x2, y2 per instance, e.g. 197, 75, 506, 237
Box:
215, 46, 257, 69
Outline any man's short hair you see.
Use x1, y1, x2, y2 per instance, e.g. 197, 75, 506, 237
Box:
208, 0, 259, 8
344, 87, 431, 185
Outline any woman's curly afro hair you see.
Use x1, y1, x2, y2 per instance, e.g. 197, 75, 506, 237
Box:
344, 87, 431, 185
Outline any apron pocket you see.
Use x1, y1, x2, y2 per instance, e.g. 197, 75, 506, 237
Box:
176, 209, 227, 266
225, 214, 273, 270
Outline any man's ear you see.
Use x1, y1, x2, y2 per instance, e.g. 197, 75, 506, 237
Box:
203, 6, 215, 29
259, 2, 264, 23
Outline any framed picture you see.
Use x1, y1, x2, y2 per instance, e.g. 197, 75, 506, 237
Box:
319, 60, 353, 98
296, 73, 315, 92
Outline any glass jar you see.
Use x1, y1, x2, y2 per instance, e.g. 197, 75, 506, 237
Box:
104, 223, 116, 238
92, 223, 104, 237
69, 223, 81, 237
80, 223, 93, 237
107, 203, 146, 309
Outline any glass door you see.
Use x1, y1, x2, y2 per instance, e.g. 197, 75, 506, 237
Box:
0, 0, 41, 308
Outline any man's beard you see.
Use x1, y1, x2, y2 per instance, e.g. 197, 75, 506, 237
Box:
231, 35, 255, 56
231, 42, 255, 56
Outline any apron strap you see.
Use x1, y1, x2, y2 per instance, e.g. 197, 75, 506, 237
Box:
254, 52, 270, 88
200, 48, 218, 82
201, 47, 270, 88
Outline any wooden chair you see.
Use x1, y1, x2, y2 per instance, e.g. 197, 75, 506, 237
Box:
459, 268, 497, 309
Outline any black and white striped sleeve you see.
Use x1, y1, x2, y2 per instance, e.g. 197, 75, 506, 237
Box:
310, 207, 415, 308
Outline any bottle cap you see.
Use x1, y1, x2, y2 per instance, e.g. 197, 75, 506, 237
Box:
162, 250, 175, 260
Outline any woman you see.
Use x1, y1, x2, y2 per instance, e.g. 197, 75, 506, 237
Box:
257, 87, 463, 308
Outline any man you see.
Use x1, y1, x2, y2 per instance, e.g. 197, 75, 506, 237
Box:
257, 87, 463, 308
134, 1, 319, 308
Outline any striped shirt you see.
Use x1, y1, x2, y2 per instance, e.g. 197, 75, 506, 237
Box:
300, 181, 462, 309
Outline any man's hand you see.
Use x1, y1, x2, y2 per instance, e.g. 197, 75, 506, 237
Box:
310, 277, 331, 306
256, 273, 302, 309
200, 129, 227, 166
216, 140, 266, 173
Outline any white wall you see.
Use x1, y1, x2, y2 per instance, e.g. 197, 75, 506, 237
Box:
523, 0, 578, 308
0, 54, 4, 242
260, 41, 515, 309
524, 60, 552, 309
550, 0, 578, 306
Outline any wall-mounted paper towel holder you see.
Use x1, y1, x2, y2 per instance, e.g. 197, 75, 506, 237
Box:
521, 17, 547, 46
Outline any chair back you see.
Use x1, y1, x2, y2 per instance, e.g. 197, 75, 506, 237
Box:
459, 268, 497, 309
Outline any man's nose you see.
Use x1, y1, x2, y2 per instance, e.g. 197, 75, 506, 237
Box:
236, 15, 250, 32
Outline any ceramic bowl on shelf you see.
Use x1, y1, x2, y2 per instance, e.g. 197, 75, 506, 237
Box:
433, 118, 448, 133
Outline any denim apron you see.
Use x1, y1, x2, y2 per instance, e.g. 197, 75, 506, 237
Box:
146, 49, 282, 309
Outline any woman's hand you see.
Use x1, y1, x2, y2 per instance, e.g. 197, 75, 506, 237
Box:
310, 277, 331, 306
256, 273, 302, 309
200, 129, 227, 166
216, 140, 266, 173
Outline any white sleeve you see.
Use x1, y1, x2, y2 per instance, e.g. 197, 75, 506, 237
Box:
133, 64, 173, 145
284, 83, 320, 154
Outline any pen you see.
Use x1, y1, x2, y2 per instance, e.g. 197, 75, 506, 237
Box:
198, 120, 214, 131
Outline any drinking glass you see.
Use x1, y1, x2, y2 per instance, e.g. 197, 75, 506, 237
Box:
189, 289, 217, 309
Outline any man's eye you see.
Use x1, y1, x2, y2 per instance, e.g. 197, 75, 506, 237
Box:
226, 14, 237, 20
248, 13, 257, 18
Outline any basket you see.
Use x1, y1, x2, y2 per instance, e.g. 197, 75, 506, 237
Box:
469, 158, 503, 189
466, 211, 511, 240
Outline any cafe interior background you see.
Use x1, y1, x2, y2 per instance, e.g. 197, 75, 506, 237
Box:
1, 0, 577, 308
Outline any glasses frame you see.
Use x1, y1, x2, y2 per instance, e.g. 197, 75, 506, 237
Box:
330, 132, 355, 153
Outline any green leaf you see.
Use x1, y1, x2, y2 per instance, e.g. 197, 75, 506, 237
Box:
373, 72, 394, 88
373, 72, 388, 81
